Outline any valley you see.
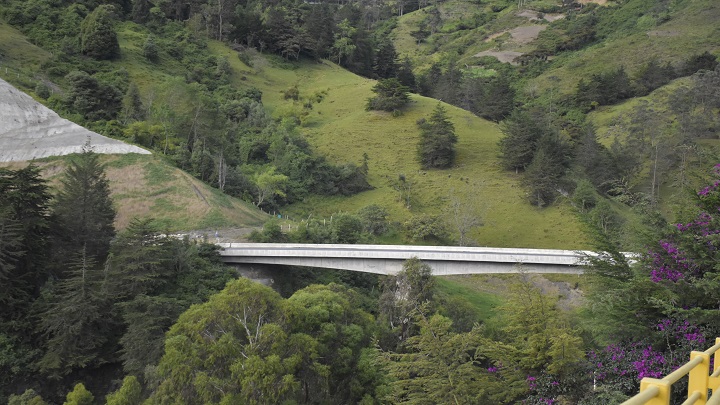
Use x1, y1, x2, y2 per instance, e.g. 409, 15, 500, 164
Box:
0, 0, 719, 403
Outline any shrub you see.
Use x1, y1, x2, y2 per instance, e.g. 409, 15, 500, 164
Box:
366, 78, 410, 113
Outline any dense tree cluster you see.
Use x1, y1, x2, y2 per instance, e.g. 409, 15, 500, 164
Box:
0, 151, 235, 402
499, 63, 719, 208
148, 280, 380, 403
417, 61, 516, 123
7, 155, 720, 404
1, 0, 421, 79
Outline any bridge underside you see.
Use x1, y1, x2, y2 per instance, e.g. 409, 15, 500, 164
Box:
220, 256, 583, 276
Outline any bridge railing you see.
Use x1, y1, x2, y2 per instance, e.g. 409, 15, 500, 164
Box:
621, 338, 720, 405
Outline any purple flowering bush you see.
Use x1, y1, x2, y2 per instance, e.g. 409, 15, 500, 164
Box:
524, 318, 712, 404
648, 163, 720, 283
564, 165, 720, 404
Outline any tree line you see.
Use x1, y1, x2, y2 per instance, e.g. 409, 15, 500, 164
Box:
498, 63, 720, 209
1, 149, 236, 402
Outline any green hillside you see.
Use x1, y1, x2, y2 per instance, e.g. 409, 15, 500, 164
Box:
1, 153, 267, 231
211, 46, 588, 248
0, 16, 589, 248
390, 0, 720, 238
2, 0, 717, 248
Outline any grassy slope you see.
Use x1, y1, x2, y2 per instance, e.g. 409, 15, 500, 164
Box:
394, 0, 720, 92
0, 154, 267, 231
209, 43, 588, 249
529, 0, 720, 95
0, 18, 587, 248
0, 22, 267, 232
436, 277, 502, 321
0, 20, 52, 91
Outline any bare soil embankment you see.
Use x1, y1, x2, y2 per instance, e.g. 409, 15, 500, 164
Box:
0, 78, 149, 162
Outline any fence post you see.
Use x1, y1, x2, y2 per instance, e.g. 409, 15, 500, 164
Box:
689, 351, 710, 404
639, 378, 671, 405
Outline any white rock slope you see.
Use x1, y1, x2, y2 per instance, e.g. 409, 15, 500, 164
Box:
0, 78, 150, 162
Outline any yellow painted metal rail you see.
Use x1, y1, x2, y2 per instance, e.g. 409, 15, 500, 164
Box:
622, 338, 720, 405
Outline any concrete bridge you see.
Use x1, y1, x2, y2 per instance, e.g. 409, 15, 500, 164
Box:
217, 243, 591, 276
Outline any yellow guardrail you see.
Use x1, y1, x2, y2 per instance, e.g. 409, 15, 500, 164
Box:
622, 338, 720, 405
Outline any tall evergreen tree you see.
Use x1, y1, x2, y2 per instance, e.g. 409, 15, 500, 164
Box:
118, 295, 184, 376
473, 74, 515, 122
121, 82, 144, 124
396, 56, 416, 89
0, 209, 23, 304
52, 147, 116, 266
107, 218, 171, 299
0, 166, 52, 317
373, 41, 399, 79
37, 250, 114, 377
498, 110, 548, 172
523, 147, 564, 207
417, 103, 457, 169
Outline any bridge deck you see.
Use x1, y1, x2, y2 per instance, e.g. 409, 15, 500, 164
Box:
218, 243, 592, 276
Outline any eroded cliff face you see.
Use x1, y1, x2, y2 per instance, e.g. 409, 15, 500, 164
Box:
0, 79, 149, 162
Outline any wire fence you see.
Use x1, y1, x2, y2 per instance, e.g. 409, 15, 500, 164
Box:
0, 61, 55, 96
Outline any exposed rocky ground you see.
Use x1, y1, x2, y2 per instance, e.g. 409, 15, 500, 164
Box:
0, 78, 149, 162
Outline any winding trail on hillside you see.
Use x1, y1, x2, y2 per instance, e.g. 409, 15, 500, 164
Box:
0, 78, 149, 162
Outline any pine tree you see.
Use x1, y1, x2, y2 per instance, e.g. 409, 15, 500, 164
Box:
52, 146, 116, 265
366, 78, 410, 113
121, 83, 144, 124
417, 103, 457, 169
396, 56, 416, 89
498, 110, 548, 171
522, 147, 564, 207
118, 295, 184, 376
0, 166, 52, 317
107, 218, 171, 299
0, 210, 23, 304
38, 250, 113, 377
373, 41, 399, 79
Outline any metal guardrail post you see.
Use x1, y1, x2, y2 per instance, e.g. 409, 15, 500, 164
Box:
688, 351, 710, 404
622, 339, 720, 405
637, 378, 671, 405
